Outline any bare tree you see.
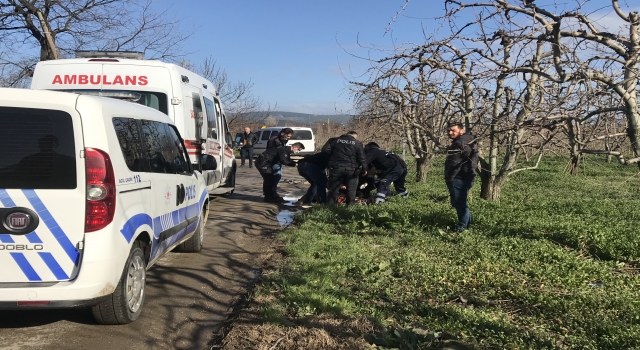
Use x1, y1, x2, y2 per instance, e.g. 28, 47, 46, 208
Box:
182, 56, 267, 130
0, 0, 188, 86
445, 0, 640, 163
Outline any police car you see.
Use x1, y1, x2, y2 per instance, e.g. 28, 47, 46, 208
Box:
0, 88, 210, 324
30, 51, 236, 196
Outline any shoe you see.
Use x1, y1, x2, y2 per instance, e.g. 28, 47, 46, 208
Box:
301, 203, 312, 209
249, 165, 253, 168
398, 191, 409, 198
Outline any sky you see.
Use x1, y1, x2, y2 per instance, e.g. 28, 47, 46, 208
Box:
153, 0, 442, 115
151, 0, 638, 116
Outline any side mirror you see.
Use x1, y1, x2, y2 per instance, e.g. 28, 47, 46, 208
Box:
201, 154, 217, 171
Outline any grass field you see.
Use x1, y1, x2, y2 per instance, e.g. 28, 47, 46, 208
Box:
255, 156, 640, 349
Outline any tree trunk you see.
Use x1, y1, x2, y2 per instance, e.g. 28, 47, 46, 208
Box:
415, 157, 430, 182
479, 172, 504, 201
568, 154, 581, 175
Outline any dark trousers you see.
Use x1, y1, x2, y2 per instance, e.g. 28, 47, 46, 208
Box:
377, 166, 407, 197
240, 147, 254, 166
298, 162, 327, 204
327, 167, 359, 205
260, 171, 278, 198
446, 178, 474, 231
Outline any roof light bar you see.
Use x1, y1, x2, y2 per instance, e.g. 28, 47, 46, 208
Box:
75, 51, 144, 60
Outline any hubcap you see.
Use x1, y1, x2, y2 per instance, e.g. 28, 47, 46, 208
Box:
125, 255, 145, 313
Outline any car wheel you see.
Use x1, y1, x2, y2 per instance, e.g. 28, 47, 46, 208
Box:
92, 241, 146, 325
176, 210, 205, 252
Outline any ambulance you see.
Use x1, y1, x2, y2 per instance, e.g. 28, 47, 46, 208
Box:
30, 51, 235, 195
0, 88, 210, 324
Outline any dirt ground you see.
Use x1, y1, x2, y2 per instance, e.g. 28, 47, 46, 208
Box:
216, 166, 377, 350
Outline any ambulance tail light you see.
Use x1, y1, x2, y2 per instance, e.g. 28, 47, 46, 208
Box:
85, 148, 116, 232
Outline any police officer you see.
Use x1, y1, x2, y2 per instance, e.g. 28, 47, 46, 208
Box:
364, 142, 409, 204
297, 151, 330, 207
255, 142, 305, 203
266, 127, 294, 196
322, 131, 366, 205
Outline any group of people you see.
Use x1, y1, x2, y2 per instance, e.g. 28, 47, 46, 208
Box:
238, 122, 479, 233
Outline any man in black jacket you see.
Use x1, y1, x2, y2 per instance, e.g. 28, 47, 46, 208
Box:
266, 127, 294, 194
266, 127, 294, 149
255, 142, 304, 203
364, 142, 408, 204
297, 151, 329, 207
239, 127, 258, 168
322, 131, 366, 205
444, 122, 479, 233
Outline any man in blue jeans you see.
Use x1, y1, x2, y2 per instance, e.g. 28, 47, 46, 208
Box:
444, 121, 479, 233
297, 152, 329, 207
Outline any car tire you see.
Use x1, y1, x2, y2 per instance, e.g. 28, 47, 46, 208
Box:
176, 210, 205, 252
92, 241, 146, 325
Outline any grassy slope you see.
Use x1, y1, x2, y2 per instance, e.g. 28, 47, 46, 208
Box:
256, 156, 640, 349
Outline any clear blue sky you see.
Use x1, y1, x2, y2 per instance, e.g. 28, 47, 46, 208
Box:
153, 1, 636, 115
155, 0, 442, 115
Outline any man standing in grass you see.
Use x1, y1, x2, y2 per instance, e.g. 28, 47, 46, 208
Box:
445, 121, 478, 233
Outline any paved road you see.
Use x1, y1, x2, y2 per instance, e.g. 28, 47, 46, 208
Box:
0, 163, 305, 350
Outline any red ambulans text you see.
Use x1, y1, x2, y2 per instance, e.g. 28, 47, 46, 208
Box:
51, 75, 148, 86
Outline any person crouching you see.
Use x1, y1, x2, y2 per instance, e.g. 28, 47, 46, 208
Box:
364, 142, 409, 204
255, 142, 305, 203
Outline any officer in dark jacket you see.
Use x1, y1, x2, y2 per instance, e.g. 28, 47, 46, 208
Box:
266, 127, 294, 194
444, 121, 478, 232
297, 151, 329, 207
255, 142, 304, 203
322, 131, 366, 205
266, 127, 294, 149
239, 127, 258, 168
364, 142, 408, 203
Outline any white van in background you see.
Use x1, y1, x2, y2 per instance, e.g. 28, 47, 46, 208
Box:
251, 127, 316, 156
0, 88, 209, 324
30, 51, 235, 195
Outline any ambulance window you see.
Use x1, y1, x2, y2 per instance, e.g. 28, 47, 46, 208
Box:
213, 98, 223, 139
0, 107, 76, 189
113, 117, 145, 172
188, 93, 204, 141
138, 92, 168, 115
222, 115, 232, 145
165, 124, 191, 175
203, 97, 218, 140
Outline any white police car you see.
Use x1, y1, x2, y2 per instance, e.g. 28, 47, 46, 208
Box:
0, 88, 211, 324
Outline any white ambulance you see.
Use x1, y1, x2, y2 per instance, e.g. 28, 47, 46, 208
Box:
0, 88, 210, 324
30, 51, 235, 195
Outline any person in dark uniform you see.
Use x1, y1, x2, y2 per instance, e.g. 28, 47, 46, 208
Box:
266, 127, 294, 149
444, 121, 478, 233
255, 142, 305, 203
364, 142, 409, 204
266, 127, 294, 196
239, 127, 258, 168
297, 151, 329, 207
322, 131, 366, 205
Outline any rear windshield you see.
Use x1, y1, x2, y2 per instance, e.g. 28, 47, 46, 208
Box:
0, 107, 76, 189
59, 89, 168, 115
291, 130, 313, 140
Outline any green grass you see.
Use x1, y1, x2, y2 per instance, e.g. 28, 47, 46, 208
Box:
257, 156, 640, 349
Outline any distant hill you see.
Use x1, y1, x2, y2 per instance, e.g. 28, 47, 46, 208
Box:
239, 111, 353, 125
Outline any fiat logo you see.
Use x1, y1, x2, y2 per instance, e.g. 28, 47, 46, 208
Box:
6, 212, 30, 230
